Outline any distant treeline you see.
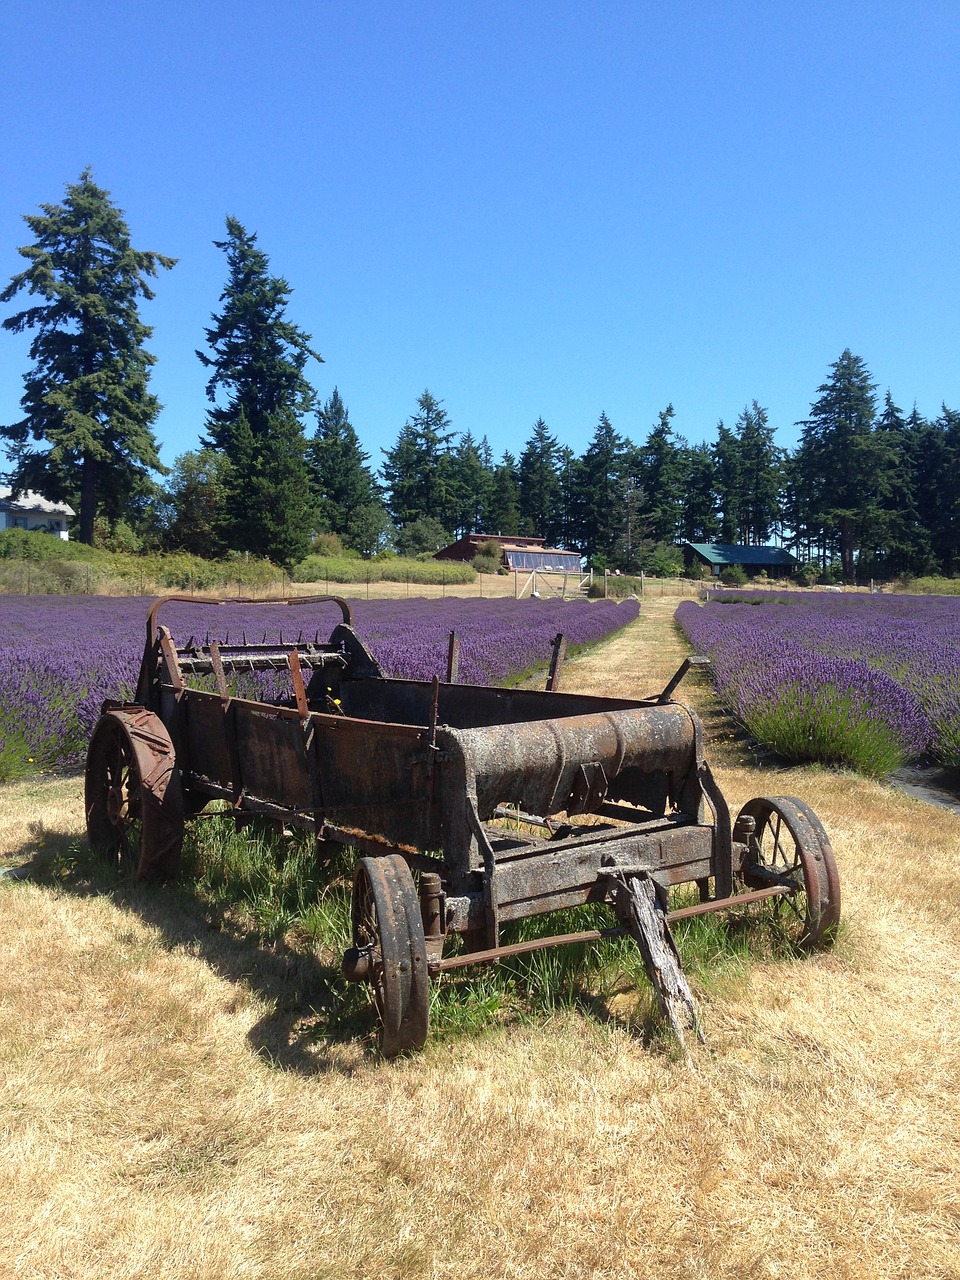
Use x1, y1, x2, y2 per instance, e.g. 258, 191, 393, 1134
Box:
3, 175, 957, 580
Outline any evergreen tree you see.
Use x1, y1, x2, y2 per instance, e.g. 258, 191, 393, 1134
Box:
450, 430, 493, 536
795, 350, 894, 582
239, 406, 319, 568
614, 475, 653, 573
573, 412, 626, 562
517, 417, 561, 540
381, 390, 456, 529
736, 402, 783, 543
309, 387, 382, 543
1, 170, 175, 543
199, 218, 320, 561
485, 452, 521, 536
921, 406, 960, 575
200, 217, 321, 448
553, 445, 580, 551
678, 441, 718, 543
712, 422, 742, 544
630, 405, 685, 545
865, 392, 930, 577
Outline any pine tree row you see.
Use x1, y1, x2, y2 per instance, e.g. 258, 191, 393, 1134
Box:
3, 173, 958, 580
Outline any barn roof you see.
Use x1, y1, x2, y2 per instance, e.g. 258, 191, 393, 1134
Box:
684, 542, 796, 567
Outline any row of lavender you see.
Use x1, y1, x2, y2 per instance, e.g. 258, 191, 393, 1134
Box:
0, 594, 639, 780
675, 592, 960, 776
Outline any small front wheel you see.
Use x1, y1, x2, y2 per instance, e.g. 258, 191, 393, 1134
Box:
349, 855, 430, 1057
736, 795, 840, 949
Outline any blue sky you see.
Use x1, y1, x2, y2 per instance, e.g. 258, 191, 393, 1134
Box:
1, 1, 958, 472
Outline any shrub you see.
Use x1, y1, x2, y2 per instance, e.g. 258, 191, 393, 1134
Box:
472, 539, 503, 575
896, 576, 960, 596
719, 564, 748, 586
291, 555, 476, 585
309, 531, 358, 559
644, 542, 684, 577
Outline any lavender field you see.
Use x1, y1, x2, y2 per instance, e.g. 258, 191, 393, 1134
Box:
0, 594, 639, 781
676, 591, 960, 776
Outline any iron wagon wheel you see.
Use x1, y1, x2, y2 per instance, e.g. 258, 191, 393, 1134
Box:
736, 795, 840, 949
350, 855, 429, 1058
85, 708, 185, 880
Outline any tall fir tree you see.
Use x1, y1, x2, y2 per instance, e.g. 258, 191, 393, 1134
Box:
485, 452, 521, 536
864, 392, 929, 577
450, 430, 493, 536
795, 350, 894, 581
309, 387, 382, 544
553, 445, 580, 551
736, 402, 783, 544
1, 170, 175, 543
677, 441, 718, 543
381, 390, 456, 532
712, 421, 742, 544
200, 217, 321, 448
199, 218, 320, 561
629, 405, 685, 545
517, 417, 561, 540
921, 406, 960, 575
572, 412, 626, 562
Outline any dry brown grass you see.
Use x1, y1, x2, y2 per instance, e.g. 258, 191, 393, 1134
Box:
2, 599, 959, 1278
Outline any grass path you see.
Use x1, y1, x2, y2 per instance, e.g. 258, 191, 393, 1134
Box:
1, 600, 959, 1278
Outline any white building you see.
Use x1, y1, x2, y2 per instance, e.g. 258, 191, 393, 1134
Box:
0, 488, 73, 540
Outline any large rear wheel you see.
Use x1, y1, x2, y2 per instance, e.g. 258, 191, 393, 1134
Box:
736, 795, 840, 949
85, 708, 184, 879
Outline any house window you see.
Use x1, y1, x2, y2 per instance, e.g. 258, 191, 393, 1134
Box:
12, 517, 28, 529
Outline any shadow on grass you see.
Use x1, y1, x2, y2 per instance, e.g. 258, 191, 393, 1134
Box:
1, 825, 371, 1076
2, 818, 825, 1072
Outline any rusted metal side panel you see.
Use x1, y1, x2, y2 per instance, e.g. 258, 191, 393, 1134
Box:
232, 705, 316, 812
310, 715, 441, 850
178, 692, 234, 793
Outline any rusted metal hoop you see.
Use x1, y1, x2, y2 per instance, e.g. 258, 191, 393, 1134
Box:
736, 795, 840, 948
85, 708, 184, 880
350, 855, 429, 1057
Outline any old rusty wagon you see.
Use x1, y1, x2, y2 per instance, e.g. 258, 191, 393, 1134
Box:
85, 596, 841, 1056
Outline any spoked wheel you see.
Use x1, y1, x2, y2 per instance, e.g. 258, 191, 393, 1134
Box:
349, 855, 429, 1058
85, 708, 184, 879
736, 795, 841, 949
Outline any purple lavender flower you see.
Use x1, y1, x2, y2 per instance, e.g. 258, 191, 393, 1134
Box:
0, 594, 639, 779
676, 592, 957, 773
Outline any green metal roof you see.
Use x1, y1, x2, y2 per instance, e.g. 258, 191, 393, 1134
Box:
684, 542, 797, 566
